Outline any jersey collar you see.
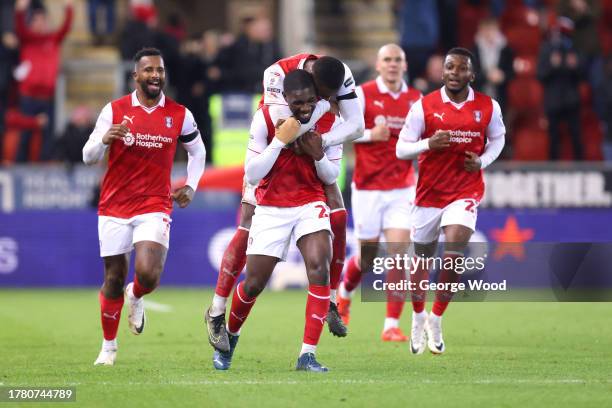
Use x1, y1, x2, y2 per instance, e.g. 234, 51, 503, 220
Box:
131, 90, 166, 111
375, 76, 408, 95
440, 86, 474, 104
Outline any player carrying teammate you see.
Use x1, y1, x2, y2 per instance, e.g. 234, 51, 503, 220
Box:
212, 69, 341, 372
83, 48, 206, 365
337, 44, 421, 342
205, 54, 364, 352
396, 47, 505, 354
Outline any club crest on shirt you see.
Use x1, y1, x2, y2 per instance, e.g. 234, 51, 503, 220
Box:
165, 116, 173, 128
123, 132, 135, 146
473, 110, 482, 123
374, 115, 386, 126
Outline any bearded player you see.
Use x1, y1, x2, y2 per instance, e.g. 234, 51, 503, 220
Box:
212, 69, 342, 371
83, 48, 206, 365
205, 54, 364, 353
337, 44, 421, 342
396, 48, 505, 354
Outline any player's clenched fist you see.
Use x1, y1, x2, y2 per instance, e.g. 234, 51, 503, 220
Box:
371, 124, 390, 141
275, 117, 301, 144
428, 130, 451, 150
464, 151, 482, 172
297, 131, 324, 161
102, 120, 130, 145
171, 185, 194, 208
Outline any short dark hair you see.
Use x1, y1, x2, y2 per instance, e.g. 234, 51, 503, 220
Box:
283, 69, 316, 94
133, 47, 163, 63
312, 56, 345, 91
446, 47, 475, 65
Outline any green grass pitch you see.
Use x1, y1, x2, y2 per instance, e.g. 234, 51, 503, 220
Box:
1, 289, 611, 407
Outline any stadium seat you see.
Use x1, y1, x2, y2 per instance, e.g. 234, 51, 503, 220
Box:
512, 123, 549, 161
504, 26, 541, 56
508, 78, 543, 113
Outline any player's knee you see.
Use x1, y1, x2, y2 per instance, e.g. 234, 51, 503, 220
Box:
134, 261, 161, 289
243, 279, 264, 298
306, 261, 329, 285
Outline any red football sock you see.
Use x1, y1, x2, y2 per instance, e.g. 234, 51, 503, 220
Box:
132, 276, 155, 299
432, 252, 462, 316
227, 281, 257, 334
329, 209, 347, 291
99, 291, 124, 341
303, 284, 331, 345
215, 227, 249, 297
386, 267, 407, 319
342, 255, 362, 293
410, 258, 429, 314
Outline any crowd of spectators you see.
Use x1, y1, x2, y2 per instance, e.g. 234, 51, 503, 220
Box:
0, 0, 610, 164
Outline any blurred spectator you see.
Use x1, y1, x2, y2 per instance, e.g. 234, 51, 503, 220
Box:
537, 18, 584, 160
54, 105, 94, 165
163, 12, 187, 43
0, 0, 14, 31
119, 4, 180, 91
215, 15, 282, 93
472, 17, 515, 112
396, 0, 440, 82
88, 0, 115, 46
14, 0, 73, 162
437, 0, 458, 51
0, 32, 19, 163
175, 34, 214, 163
558, 0, 605, 119
413, 54, 445, 95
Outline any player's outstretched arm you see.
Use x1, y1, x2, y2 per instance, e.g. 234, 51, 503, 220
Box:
268, 100, 332, 139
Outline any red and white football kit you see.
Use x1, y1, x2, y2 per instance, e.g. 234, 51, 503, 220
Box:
397, 86, 505, 243
352, 76, 421, 239
244, 105, 342, 260
83, 91, 205, 256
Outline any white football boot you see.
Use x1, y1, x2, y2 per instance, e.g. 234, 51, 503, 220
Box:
125, 283, 146, 335
425, 312, 445, 354
409, 311, 427, 355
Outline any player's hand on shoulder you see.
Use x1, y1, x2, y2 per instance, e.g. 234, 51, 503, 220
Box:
102, 119, 130, 145
428, 130, 451, 150
297, 131, 324, 161
275, 117, 301, 144
464, 151, 482, 172
371, 124, 390, 142
172, 185, 195, 208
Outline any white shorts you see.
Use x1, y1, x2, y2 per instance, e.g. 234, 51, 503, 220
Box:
241, 177, 257, 206
247, 201, 331, 261
351, 184, 415, 240
411, 199, 478, 244
98, 212, 171, 257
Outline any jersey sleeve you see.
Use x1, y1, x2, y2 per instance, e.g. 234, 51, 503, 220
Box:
396, 100, 429, 159
82, 102, 112, 165
336, 63, 357, 100
246, 110, 270, 155
262, 64, 287, 106
178, 108, 200, 143
486, 99, 506, 140
244, 109, 285, 185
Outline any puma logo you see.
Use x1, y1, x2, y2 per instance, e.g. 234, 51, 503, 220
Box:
434, 112, 445, 122
103, 311, 119, 320
373, 100, 384, 109
311, 313, 327, 324
123, 115, 135, 124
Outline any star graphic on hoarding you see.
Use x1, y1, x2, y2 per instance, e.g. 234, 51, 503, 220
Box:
490, 216, 534, 260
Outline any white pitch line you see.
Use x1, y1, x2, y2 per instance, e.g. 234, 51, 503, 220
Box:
142, 300, 173, 313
